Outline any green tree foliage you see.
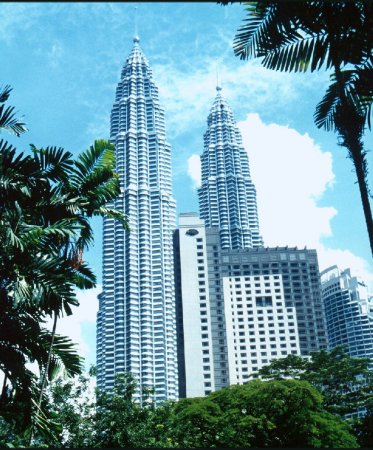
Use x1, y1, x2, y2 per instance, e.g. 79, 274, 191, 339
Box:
172, 379, 358, 448
92, 373, 152, 448
43, 372, 176, 448
257, 346, 373, 416
43, 372, 96, 448
0, 86, 127, 445
353, 396, 373, 448
8, 367, 362, 448
223, 1, 373, 255
0, 85, 27, 136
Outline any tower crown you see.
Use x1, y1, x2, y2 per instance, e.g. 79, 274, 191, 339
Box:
119, 37, 151, 81
198, 87, 264, 249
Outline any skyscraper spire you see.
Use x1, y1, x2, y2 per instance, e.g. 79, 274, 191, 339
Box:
97, 37, 178, 404
198, 87, 263, 249
134, 5, 139, 42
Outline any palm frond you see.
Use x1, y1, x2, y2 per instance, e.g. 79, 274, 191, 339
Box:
39, 331, 83, 379
315, 66, 373, 132
69, 215, 94, 250
13, 278, 33, 305
84, 175, 121, 210
70, 261, 96, 290
0, 104, 27, 136
0, 84, 12, 103
79, 166, 118, 196
0, 345, 28, 380
5, 224, 25, 251
20, 219, 80, 249
0, 140, 31, 175
314, 76, 340, 131
30, 145, 73, 182
29, 386, 59, 442
91, 206, 129, 229
0, 140, 40, 188
233, 2, 277, 60
344, 60, 373, 130
263, 32, 330, 73
70, 139, 115, 187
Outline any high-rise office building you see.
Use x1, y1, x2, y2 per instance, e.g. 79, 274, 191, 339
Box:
321, 266, 373, 370
198, 86, 263, 250
97, 36, 178, 403
174, 213, 326, 397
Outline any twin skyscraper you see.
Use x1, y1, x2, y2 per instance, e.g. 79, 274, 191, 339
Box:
97, 36, 178, 402
96, 36, 328, 403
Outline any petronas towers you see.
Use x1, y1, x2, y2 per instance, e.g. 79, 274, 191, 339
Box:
97, 37, 178, 402
199, 85, 263, 249
97, 36, 263, 401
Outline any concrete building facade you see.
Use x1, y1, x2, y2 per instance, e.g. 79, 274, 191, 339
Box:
174, 214, 327, 396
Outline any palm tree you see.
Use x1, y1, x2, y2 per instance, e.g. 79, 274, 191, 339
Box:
228, 1, 373, 256
0, 85, 27, 136
0, 87, 128, 444
31, 140, 128, 435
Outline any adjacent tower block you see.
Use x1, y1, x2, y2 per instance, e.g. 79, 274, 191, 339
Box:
198, 86, 263, 250
97, 36, 178, 403
321, 266, 373, 370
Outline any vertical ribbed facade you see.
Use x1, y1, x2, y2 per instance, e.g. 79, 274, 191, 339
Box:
97, 37, 178, 403
321, 266, 373, 370
198, 86, 263, 250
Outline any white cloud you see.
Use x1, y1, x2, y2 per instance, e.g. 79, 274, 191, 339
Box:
239, 113, 337, 249
47, 41, 64, 68
153, 58, 327, 139
186, 112, 373, 290
317, 246, 373, 287
54, 285, 101, 364
239, 113, 373, 289
187, 154, 201, 188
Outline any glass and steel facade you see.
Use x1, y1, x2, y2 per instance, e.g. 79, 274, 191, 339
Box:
198, 86, 263, 250
321, 266, 373, 370
97, 37, 178, 403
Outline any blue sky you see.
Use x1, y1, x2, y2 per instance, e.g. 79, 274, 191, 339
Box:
2, 2, 372, 368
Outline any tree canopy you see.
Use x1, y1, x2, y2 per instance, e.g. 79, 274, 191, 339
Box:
29, 372, 359, 448
257, 346, 373, 416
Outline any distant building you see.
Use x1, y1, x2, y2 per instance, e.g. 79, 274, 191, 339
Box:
97, 36, 178, 403
174, 213, 327, 397
321, 266, 373, 370
198, 86, 263, 249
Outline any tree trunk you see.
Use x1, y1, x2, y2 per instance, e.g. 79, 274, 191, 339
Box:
38, 311, 57, 404
29, 311, 58, 445
350, 144, 373, 257
1, 373, 8, 402
330, 44, 373, 257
